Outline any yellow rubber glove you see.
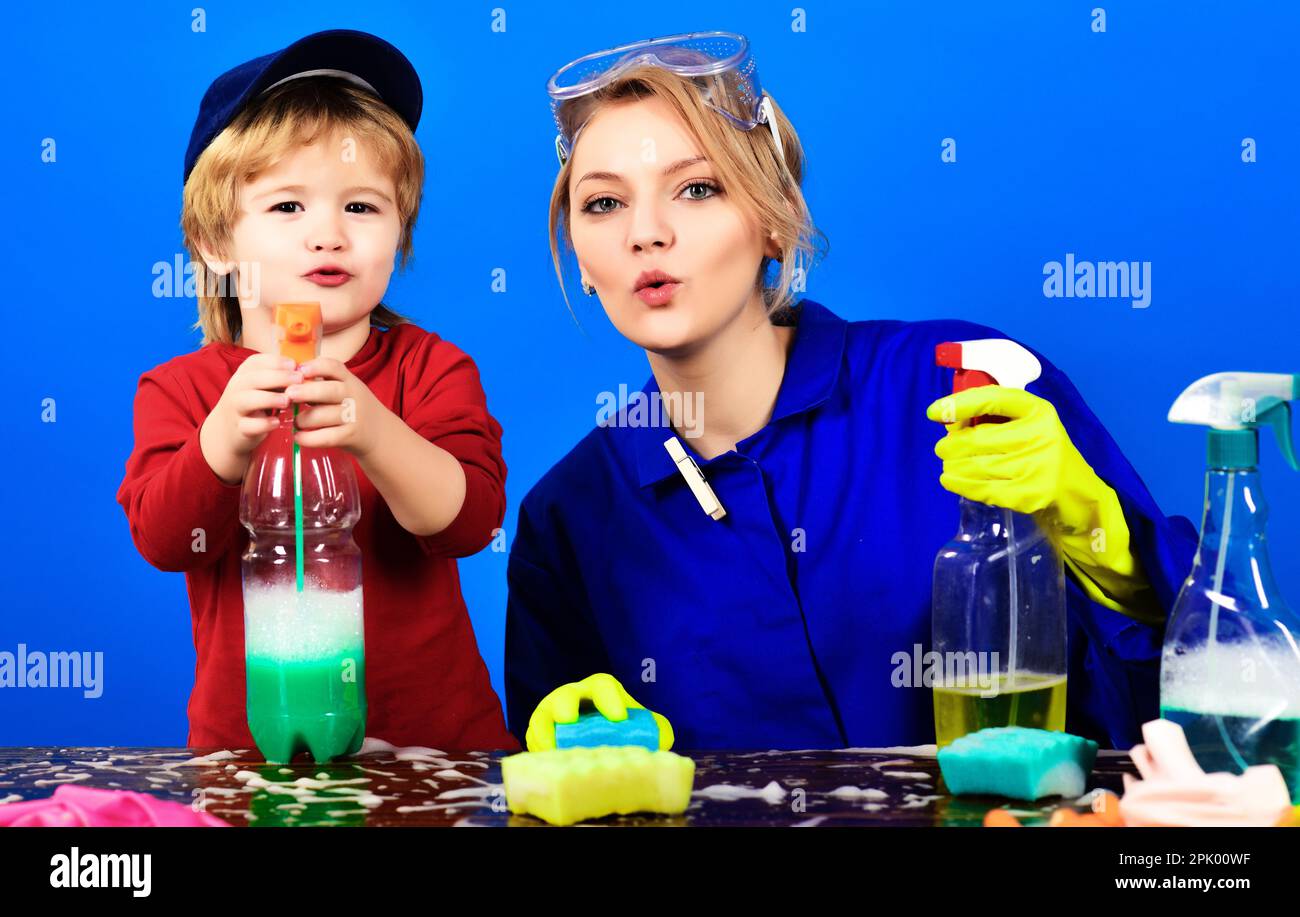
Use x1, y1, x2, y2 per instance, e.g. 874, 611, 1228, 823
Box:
525, 673, 675, 752
925, 386, 1162, 624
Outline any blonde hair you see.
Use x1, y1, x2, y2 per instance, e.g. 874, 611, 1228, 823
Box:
181, 76, 423, 345
548, 65, 824, 316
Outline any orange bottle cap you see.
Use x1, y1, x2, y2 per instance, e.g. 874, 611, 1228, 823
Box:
274, 303, 323, 366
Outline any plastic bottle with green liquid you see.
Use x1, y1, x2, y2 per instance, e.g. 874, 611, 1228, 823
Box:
931, 340, 1068, 748
240, 302, 366, 764
1162, 371, 1300, 799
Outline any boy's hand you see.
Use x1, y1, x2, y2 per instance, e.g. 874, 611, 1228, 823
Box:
200, 354, 303, 485
286, 357, 387, 457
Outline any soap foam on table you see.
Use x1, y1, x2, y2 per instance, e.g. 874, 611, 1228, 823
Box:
693, 781, 787, 804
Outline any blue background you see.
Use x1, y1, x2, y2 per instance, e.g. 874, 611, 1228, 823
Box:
4, 1, 1296, 744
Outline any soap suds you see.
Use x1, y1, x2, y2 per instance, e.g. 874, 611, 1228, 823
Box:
435, 785, 501, 801
828, 786, 889, 801
901, 793, 943, 808
791, 816, 827, 827
432, 769, 490, 785
162, 750, 240, 769
693, 781, 787, 804
34, 772, 91, 787
836, 745, 938, 756
232, 769, 386, 808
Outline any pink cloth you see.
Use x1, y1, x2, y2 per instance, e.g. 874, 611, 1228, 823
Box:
0, 784, 230, 827
1119, 718, 1292, 827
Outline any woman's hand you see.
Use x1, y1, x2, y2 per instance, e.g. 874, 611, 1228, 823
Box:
925, 385, 1094, 527
925, 385, 1159, 620
285, 357, 387, 458
526, 673, 675, 752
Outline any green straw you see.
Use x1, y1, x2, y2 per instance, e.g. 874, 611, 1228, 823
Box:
292, 402, 304, 593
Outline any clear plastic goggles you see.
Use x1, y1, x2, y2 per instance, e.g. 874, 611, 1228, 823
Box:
547, 31, 784, 168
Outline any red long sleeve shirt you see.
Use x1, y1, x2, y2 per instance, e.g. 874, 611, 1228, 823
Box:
116, 321, 519, 752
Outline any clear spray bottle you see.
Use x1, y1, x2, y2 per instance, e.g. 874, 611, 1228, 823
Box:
930, 340, 1068, 747
1162, 372, 1300, 799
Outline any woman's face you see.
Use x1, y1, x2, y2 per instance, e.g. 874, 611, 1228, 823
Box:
567, 97, 776, 355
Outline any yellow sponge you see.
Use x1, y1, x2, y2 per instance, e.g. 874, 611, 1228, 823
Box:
501, 746, 695, 826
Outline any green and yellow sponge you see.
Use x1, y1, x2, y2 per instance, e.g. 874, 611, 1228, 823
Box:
501, 746, 695, 826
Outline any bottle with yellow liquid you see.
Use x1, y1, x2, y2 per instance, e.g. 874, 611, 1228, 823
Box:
931, 340, 1068, 748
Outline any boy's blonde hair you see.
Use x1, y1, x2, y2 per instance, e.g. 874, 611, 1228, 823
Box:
182, 77, 424, 345
548, 66, 824, 316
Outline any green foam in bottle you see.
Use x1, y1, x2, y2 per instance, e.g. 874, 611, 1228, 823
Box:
238, 303, 366, 764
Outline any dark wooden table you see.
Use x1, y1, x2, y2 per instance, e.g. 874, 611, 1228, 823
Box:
0, 744, 1137, 827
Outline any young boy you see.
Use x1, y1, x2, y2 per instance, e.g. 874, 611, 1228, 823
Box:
117, 30, 517, 752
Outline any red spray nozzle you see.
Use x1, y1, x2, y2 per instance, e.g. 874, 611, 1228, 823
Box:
935, 339, 1043, 425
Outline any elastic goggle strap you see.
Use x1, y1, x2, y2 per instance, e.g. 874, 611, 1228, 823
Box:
555, 92, 785, 169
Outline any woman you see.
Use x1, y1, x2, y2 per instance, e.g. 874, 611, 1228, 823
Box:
505, 32, 1197, 751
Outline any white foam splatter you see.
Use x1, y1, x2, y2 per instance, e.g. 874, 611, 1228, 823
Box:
432, 769, 491, 785
693, 781, 787, 804
353, 737, 483, 769
791, 816, 827, 827
396, 801, 480, 814
356, 766, 397, 777
901, 793, 943, 808
232, 769, 385, 808
357, 737, 444, 757
34, 772, 91, 788
828, 786, 889, 801
436, 786, 501, 801
882, 771, 931, 780
162, 750, 240, 769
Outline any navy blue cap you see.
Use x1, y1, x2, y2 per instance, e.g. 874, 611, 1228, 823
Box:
183, 29, 422, 182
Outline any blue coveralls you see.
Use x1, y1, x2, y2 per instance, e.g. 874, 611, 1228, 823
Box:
505, 299, 1198, 750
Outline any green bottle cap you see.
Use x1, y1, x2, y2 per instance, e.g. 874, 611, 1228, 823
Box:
1207, 428, 1258, 469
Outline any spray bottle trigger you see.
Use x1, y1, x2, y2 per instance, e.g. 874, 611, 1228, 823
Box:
1260, 401, 1299, 472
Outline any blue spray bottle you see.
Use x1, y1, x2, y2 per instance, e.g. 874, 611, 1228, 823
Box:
1162, 372, 1300, 799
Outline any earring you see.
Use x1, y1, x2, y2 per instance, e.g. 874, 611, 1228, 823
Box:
581, 279, 595, 296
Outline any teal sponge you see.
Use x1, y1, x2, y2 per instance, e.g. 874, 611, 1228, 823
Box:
938, 727, 1099, 801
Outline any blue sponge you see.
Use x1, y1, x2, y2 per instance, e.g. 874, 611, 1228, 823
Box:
938, 727, 1099, 801
554, 707, 660, 750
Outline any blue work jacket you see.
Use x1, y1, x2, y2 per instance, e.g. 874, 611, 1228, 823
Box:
505, 299, 1198, 750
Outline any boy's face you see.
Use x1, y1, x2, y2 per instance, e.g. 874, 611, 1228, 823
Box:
221, 129, 402, 334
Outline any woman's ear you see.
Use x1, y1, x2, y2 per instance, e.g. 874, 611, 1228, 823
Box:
764, 195, 800, 261
763, 230, 782, 261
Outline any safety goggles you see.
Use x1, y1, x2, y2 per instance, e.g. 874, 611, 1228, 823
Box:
547, 31, 785, 168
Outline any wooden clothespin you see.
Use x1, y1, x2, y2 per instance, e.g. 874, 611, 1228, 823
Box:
663, 436, 726, 521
